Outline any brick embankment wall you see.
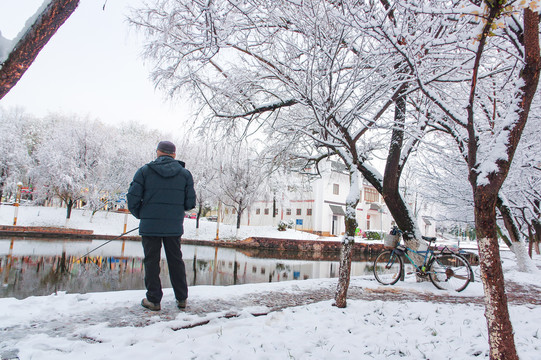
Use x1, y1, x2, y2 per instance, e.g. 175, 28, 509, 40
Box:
236, 237, 386, 255
0, 225, 94, 238
180, 237, 387, 261
0, 225, 144, 240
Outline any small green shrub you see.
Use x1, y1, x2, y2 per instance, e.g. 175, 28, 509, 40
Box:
365, 231, 382, 240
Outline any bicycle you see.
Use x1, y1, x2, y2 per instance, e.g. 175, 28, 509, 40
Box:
373, 228, 474, 292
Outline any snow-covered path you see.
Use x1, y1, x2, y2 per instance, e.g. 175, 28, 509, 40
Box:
2, 271, 540, 360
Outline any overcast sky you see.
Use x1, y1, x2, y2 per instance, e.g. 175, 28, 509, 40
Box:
0, 0, 192, 134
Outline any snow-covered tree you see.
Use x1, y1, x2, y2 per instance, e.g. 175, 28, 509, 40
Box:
402, 141, 474, 232
499, 111, 541, 260
390, 2, 541, 358
32, 115, 110, 222
130, 0, 430, 308
114, 121, 164, 210
408, 131, 540, 274
0, 107, 33, 202
178, 138, 221, 231
216, 145, 267, 236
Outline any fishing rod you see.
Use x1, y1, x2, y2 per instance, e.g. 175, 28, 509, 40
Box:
75, 226, 139, 262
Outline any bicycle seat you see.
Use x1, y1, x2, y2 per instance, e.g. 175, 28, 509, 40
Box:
422, 236, 437, 242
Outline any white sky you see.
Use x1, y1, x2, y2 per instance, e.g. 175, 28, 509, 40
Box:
0, 0, 192, 134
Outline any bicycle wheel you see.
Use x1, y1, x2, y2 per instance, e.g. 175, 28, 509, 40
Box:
374, 250, 403, 285
429, 253, 472, 292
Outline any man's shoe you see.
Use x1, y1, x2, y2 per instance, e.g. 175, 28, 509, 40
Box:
141, 298, 161, 311
176, 299, 187, 309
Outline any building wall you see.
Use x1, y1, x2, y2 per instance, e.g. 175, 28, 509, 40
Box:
221, 159, 397, 237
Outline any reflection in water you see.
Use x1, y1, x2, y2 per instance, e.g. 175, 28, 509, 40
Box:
1, 239, 377, 299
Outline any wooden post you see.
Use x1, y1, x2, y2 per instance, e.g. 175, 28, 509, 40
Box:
12, 183, 22, 225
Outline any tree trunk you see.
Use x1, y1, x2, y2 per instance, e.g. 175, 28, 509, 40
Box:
533, 219, 541, 255
272, 196, 277, 226
335, 169, 360, 308
533, 201, 541, 255
0, 0, 80, 99
0, 169, 5, 203
384, 96, 417, 228
468, 8, 539, 359
496, 196, 521, 243
496, 226, 513, 249
334, 239, 353, 308
66, 199, 74, 219
475, 191, 518, 360
236, 207, 242, 229
196, 204, 202, 229
496, 196, 538, 272
381, 91, 424, 266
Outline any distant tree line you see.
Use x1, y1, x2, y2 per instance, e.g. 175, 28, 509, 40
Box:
0, 108, 300, 230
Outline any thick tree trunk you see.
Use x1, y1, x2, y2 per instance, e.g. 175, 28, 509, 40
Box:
0, 0, 80, 99
383, 94, 418, 233
475, 191, 518, 360
334, 169, 360, 308
468, 8, 539, 359
357, 142, 419, 249
381, 92, 424, 269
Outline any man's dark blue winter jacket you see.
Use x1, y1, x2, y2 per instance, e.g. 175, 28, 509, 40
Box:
127, 156, 196, 236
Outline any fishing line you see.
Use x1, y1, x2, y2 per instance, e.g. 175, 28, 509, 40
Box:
75, 226, 139, 263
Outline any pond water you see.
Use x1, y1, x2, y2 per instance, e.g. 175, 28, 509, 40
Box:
1, 238, 378, 299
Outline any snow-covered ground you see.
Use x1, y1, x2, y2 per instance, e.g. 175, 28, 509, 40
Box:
1, 205, 539, 359
0, 204, 479, 248
0, 204, 327, 241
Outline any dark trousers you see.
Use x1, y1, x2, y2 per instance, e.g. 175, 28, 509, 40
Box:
142, 236, 188, 304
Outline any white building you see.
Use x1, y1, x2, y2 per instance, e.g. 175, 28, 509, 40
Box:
222, 159, 397, 237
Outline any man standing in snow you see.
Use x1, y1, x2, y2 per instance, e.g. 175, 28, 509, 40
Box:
127, 140, 196, 311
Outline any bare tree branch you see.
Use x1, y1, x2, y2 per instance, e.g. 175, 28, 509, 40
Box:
0, 0, 80, 100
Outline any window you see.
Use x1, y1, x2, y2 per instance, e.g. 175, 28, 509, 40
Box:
307, 208, 312, 216
333, 184, 339, 195
296, 208, 302, 216
256, 208, 260, 215
274, 209, 279, 216
286, 208, 292, 216
364, 187, 379, 203
264, 208, 270, 215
